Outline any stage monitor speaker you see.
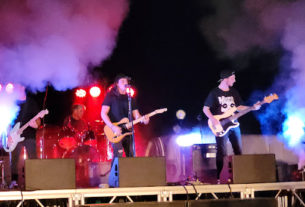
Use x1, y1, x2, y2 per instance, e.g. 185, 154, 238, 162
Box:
220, 154, 276, 184
108, 157, 166, 187
192, 144, 217, 183
189, 198, 277, 207
25, 159, 75, 190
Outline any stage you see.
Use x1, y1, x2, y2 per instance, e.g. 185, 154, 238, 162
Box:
0, 181, 304, 207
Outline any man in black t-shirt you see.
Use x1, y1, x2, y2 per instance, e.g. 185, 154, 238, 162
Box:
101, 74, 149, 158
11, 95, 41, 184
203, 70, 260, 183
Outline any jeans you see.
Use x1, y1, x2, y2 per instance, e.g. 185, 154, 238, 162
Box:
215, 127, 242, 179
11, 138, 36, 181
112, 135, 134, 158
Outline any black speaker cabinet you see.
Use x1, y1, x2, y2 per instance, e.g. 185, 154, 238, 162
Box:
25, 159, 76, 190
108, 157, 166, 187
220, 154, 276, 184
189, 198, 277, 207
192, 144, 217, 183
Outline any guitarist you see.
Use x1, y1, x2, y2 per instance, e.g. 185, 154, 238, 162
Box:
10, 93, 41, 185
203, 70, 260, 184
101, 74, 149, 159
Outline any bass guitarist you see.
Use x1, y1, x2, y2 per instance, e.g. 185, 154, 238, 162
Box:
203, 70, 260, 183
101, 74, 149, 158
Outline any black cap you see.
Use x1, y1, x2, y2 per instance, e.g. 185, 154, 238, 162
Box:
114, 74, 131, 83
219, 70, 235, 82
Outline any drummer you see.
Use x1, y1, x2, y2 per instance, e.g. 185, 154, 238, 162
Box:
63, 103, 88, 138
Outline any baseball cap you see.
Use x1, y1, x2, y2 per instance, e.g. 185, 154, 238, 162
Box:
218, 70, 235, 82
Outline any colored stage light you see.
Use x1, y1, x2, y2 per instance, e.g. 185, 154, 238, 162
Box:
5, 83, 14, 93
283, 115, 305, 147
126, 87, 135, 97
176, 132, 202, 147
175, 127, 216, 146
176, 109, 186, 120
75, 89, 86, 98
90, 86, 101, 98
0, 84, 2, 92
107, 85, 114, 92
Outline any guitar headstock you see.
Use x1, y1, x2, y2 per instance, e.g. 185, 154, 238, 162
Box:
263, 93, 279, 104
155, 108, 168, 114
38, 109, 49, 118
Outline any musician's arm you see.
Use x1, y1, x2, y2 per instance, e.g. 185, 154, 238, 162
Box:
101, 105, 122, 134
203, 106, 220, 126
132, 109, 149, 124
236, 105, 248, 111
237, 102, 261, 111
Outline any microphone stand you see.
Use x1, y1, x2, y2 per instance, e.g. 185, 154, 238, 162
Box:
127, 92, 136, 157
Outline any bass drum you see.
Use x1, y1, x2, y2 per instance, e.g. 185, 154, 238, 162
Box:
36, 125, 65, 159
62, 144, 101, 163
62, 144, 101, 188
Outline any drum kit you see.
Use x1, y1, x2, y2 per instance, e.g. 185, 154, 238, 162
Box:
36, 120, 111, 160
36, 120, 112, 187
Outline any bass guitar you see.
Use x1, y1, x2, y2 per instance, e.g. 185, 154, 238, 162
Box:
104, 108, 167, 143
4, 109, 49, 152
208, 94, 278, 137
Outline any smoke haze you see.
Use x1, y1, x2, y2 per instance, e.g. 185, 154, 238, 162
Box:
200, 0, 305, 161
0, 0, 129, 91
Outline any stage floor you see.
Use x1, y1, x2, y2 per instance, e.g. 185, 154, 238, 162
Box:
0, 181, 304, 207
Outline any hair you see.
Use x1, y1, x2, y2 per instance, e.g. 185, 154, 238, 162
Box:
114, 74, 131, 84
72, 103, 86, 111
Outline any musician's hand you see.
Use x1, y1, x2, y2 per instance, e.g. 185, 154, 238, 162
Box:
111, 125, 122, 136
211, 117, 220, 127
253, 101, 261, 110
141, 115, 150, 125
29, 119, 38, 128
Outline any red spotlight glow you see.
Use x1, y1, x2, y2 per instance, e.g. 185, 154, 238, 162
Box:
107, 85, 114, 92
5, 83, 14, 93
90, 86, 101, 98
126, 87, 135, 97
75, 89, 86, 98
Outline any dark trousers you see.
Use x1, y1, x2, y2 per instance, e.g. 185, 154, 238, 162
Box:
11, 139, 36, 181
215, 127, 242, 179
112, 135, 134, 158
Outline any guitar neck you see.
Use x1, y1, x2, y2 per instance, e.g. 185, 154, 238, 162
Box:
126, 111, 159, 127
230, 101, 265, 121
18, 113, 41, 134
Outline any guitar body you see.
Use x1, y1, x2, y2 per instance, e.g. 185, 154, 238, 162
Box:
4, 109, 49, 152
208, 93, 278, 137
104, 108, 168, 143
104, 118, 133, 143
208, 107, 240, 137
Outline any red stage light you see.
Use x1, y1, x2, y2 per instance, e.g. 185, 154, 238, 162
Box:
126, 87, 135, 97
107, 85, 114, 92
75, 89, 86, 98
90, 86, 101, 98
5, 83, 14, 93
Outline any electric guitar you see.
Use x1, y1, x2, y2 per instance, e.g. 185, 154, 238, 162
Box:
104, 108, 167, 143
208, 94, 278, 137
4, 109, 49, 152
